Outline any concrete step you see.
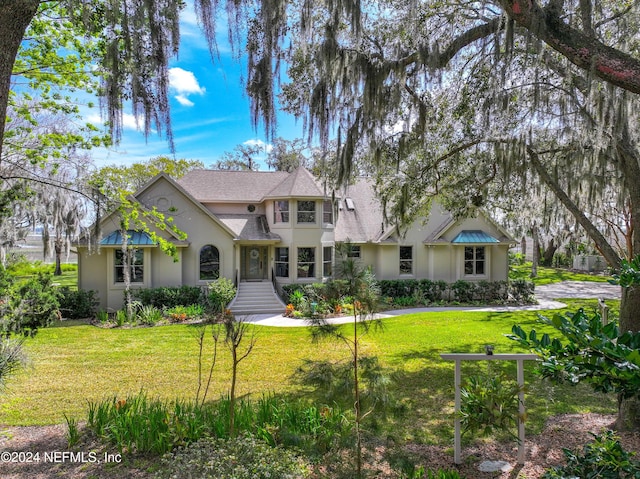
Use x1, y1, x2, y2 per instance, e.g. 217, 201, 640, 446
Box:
229, 281, 286, 315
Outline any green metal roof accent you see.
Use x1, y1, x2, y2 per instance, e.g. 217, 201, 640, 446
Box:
452, 230, 499, 244
100, 230, 156, 246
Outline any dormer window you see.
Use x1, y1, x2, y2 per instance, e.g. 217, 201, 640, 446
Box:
274, 200, 289, 223
297, 200, 316, 223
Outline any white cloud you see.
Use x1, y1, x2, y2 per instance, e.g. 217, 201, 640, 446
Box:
122, 113, 141, 130
86, 112, 144, 131
169, 67, 205, 107
175, 95, 195, 107
243, 138, 273, 153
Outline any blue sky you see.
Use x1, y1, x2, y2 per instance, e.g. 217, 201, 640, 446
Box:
87, 6, 304, 169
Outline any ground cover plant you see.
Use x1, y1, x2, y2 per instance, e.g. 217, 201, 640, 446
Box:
86, 392, 350, 456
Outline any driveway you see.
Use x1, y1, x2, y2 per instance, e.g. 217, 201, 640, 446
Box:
535, 280, 620, 300
238, 280, 621, 327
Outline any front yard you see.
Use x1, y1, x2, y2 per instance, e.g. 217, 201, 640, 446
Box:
3, 298, 617, 438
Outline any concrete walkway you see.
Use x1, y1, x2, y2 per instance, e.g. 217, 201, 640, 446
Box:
237, 281, 621, 327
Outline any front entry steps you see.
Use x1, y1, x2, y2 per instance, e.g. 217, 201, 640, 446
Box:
228, 281, 286, 315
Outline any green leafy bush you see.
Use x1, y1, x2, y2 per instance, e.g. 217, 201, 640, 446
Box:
207, 277, 236, 313
451, 280, 475, 303
542, 431, 640, 479
132, 285, 203, 308
136, 305, 164, 325
460, 371, 522, 438
509, 279, 535, 303
58, 287, 97, 319
2, 273, 60, 336
509, 309, 640, 399
154, 433, 309, 479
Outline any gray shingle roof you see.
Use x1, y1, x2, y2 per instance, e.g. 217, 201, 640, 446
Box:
216, 214, 281, 241
334, 178, 387, 243
177, 167, 325, 203
178, 170, 290, 202
264, 167, 325, 198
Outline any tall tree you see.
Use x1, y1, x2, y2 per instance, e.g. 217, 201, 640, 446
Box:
213, 143, 264, 171
230, 0, 640, 428
265, 137, 308, 171
89, 156, 204, 196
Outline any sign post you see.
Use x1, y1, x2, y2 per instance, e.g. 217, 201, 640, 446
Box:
440, 353, 538, 464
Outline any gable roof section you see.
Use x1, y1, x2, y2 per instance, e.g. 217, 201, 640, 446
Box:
424, 211, 516, 245
334, 178, 387, 243
134, 173, 237, 239
216, 214, 281, 242
264, 167, 325, 198
178, 169, 290, 203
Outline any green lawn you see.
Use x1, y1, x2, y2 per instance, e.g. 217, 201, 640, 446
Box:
1, 298, 617, 446
510, 262, 611, 285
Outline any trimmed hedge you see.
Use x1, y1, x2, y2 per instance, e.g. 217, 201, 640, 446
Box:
282, 278, 535, 306
131, 285, 204, 308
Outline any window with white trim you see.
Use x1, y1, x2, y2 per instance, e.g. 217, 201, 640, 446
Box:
464, 246, 485, 275
323, 246, 333, 277
297, 201, 316, 223
323, 200, 333, 225
274, 200, 289, 223
399, 246, 413, 274
275, 247, 289, 277
115, 249, 144, 283
297, 247, 316, 278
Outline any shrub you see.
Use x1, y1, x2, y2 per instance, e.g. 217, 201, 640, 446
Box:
542, 431, 640, 479
295, 356, 397, 420
0, 337, 28, 389
451, 280, 475, 303
207, 278, 236, 313
95, 310, 109, 323
154, 433, 310, 479
4, 273, 60, 336
132, 286, 203, 309
460, 371, 521, 438
509, 279, 535, 303
136, 305, 163, 325
58, 287, 97, 319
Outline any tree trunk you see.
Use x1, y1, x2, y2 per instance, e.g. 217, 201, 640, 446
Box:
353, 309, 362, 479
541, 238, 557, 267
54, 237, 63, 276
0, 0, 40, 159
530, 224, 539, 278
528, 147, 622, 269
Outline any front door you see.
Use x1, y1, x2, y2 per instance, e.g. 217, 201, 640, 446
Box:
243, 246, 267, 280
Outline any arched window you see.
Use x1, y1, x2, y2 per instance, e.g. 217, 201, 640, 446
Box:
200, 245, 220, 280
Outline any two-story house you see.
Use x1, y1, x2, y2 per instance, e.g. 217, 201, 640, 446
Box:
76, 167, 515, 312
